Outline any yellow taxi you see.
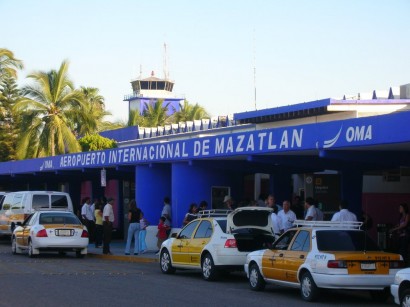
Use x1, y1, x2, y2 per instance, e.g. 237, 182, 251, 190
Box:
12, 210, 89, 258
244, 220, 404, 302
160, 208, 275, 281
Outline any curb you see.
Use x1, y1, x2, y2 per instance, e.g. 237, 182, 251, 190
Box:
87, 252, 159, 263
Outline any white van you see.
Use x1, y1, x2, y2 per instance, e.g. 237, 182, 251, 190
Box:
0, 191, 74, 236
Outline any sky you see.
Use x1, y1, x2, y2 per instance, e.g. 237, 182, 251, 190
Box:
2, 0, 410, 122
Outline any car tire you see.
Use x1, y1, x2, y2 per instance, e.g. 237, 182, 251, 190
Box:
249, 263, 265, 291
201, 253, 219, 281
370, 288, 390, 302
160, 249, 176, 274
401, 288, 410, 307
11, 236, 20, 255
300, 271, 319, 302
28, 240, 36, 258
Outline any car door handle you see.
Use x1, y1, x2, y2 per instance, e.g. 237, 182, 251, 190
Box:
299, 255, 305, 259
177, 245, 183, 248
279, 253, 283, 257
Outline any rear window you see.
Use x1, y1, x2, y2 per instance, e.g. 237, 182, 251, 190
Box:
316, 230, 380, 252
51, 195, 69, 208
32, 195, 49, 209
39, 213, 81, 225
216, 219, 227, 233
232, 210, 269, 227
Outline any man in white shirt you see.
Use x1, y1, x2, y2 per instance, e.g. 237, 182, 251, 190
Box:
331, 200, 357, 222
103, 198, 115, 255
271, 212, 282, 239
304, 197, 317, 221
278, 200, 297, 232
81, 197, 95, 243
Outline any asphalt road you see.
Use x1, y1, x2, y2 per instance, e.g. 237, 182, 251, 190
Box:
0, 238, 396, 307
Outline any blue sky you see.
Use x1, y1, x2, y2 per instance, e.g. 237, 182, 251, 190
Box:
2, 0, 410, 121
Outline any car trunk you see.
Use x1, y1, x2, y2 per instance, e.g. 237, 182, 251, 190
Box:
227, 207, 275, 252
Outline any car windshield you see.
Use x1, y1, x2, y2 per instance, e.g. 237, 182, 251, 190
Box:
316, 230, 380, 252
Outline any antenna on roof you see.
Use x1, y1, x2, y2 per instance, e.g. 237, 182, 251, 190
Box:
163, 42, 169, 80
139, 64, 142, 79
253, 28, 257, 110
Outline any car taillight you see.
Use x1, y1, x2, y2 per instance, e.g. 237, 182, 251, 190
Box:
81, 230, 89, 238
36, 229, 48, 237
327, 260, 347, 268
224, 239, 237, 248
390, 261, 405, 268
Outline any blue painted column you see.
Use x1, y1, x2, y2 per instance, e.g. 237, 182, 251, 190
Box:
269, 170, 293, 204
135, 164, 171, 226
340, 169, 363, 217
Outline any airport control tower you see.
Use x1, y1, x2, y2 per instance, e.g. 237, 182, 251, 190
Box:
123, 70, 184, 118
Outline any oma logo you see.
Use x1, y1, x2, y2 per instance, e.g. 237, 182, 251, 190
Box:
346, 125, 372, 142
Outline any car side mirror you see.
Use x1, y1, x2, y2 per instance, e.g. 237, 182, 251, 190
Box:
16, 222, 22, 226
171, 232, 177, 238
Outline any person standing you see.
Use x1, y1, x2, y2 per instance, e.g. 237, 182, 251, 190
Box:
182, 203, 198, 226
198, 200, 208, 212
124, 199, 141, 255
278, 200, 297, 232
304, 197, 317, 221
94, 200, 103, 248
156, 216, 170, 255
161, 197, 172, 236
102, 197, 115, 255
331, 200, 357, 222
223, 196, 237, 210
390, 203, 410, 264
139, 211, 148, 254
81, 197, 95, 243
266, 194, 283, 214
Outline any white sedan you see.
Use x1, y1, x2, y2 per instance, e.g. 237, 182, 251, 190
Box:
391, 268, 410, 306
12, 210, 89, 258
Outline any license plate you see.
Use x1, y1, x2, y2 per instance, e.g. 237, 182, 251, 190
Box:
361, 262, 376, 270
56, 229, 72, 236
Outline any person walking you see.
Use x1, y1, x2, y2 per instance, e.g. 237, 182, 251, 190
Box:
94, 200, 103, 248
390, 203, 410, 264
278, 200, 297, 232
331, 200, 357, 222
161, 197, 172, 236
102, 197, 115, 255
124, 199, 141, 255
139, 211, 148, 254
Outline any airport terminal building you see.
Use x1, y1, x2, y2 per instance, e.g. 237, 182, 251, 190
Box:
0, 86, 410, 241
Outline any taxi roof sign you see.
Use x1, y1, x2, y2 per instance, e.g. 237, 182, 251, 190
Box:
293, 220, 363, 229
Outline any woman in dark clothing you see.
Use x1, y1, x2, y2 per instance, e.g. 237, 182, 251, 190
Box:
390, 203, 410, 264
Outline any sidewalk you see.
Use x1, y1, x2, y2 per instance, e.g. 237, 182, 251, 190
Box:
86, 240, 159, 263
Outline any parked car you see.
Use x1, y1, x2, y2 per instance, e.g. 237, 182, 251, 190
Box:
244, 220, 404, 302
391, 268, 410, 306
159, 208, 275, 281
0, 191, 74, 236
12, 210, 88, 258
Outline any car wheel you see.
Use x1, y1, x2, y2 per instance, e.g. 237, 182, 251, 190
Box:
11, 236, 20, 255
401, 288, 410, 307
201, 253, 219, 281
28, 240, 36, 258
248, 263, 265, 291
76, 250, 85, 258
300, 271, 319, 302
160, 249, 176, 274
370, 288, 390, 302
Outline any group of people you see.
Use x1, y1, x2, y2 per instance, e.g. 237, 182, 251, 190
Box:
80, 196, 116, 255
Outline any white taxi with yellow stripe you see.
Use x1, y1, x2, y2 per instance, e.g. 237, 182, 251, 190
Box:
159, 208, 275, 281
244, 220, 404, 302
12, 210, 89, 258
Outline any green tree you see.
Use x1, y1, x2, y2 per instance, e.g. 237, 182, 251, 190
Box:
0, 48, 23, 81
141, 99, 171, 127
14, 60, 84, 159
172, 100, 210, 122
78, 134, 117, 151
0, 75, 20, 160
127, 109, 146, 126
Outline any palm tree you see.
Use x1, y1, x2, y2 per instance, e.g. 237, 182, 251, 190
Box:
0, 48, 23, 81
142, 99, 171, 127
14, 60, 84, 158
172, 100, 209, 123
